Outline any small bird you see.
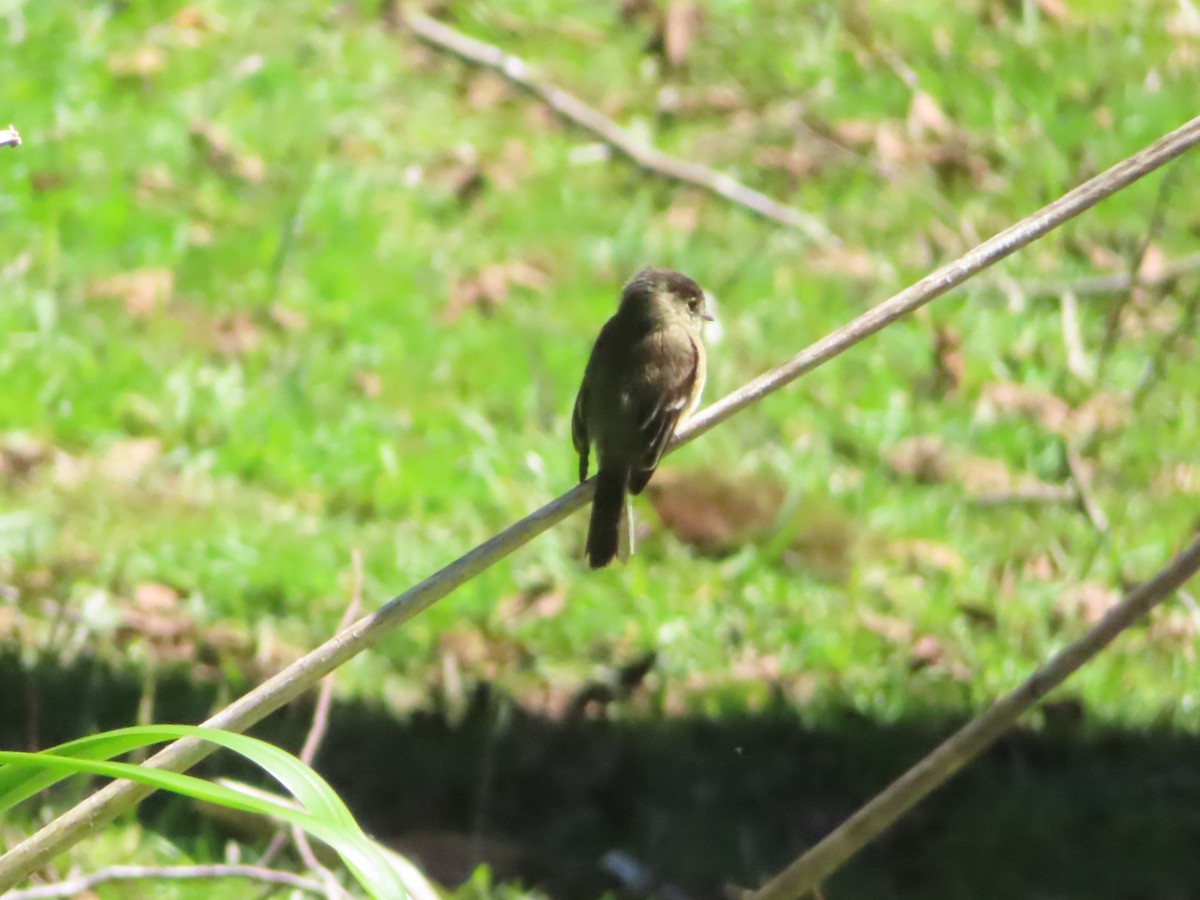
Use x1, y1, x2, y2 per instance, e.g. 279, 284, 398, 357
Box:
572, 268, 713, 568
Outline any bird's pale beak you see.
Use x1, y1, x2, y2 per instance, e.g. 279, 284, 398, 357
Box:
702, 311, 715, 322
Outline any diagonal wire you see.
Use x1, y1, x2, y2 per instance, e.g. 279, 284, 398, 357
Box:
1, 115, 1198, 891
749, 534, 1200, 899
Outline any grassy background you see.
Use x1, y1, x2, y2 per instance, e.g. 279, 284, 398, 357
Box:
2, 0, 1199, 896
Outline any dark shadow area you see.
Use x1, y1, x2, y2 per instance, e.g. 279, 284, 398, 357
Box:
3, 649, 1200, 899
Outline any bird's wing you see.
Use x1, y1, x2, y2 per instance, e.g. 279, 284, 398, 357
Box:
572, 381, 590, 483
629, 335, 699, 495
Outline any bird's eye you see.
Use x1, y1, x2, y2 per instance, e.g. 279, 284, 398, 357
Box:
687, 296, 700, 312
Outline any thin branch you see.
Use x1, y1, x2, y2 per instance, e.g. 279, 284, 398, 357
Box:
259, 551, 365, 896
290, 550, 364, 900
1058, 290, 1092, 382
1132, 284, 1200, 403
0, 125, 20, 149
1097, 163, 1182, 377
1065, 443, 1110, 535
2, 864, 325, 899
967, 484, 1079, 506
298, 549, 364, 767
399, 11, 836, 244
748, 534, 1200, 900
1008, 250, 1200, 299
1, 114, 1198, 892
221, 780, 442, 900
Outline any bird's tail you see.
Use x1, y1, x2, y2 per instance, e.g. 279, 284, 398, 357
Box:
586, 466, 628, 569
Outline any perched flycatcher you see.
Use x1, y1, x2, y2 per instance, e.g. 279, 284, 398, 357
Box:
572, 268, 713, 568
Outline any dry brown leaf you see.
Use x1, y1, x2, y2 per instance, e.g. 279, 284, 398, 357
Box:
859, 610, 913, 644
1147, 608, 1197, 653
1087, 244, 1124, 271
119, 582, 194, 664
1033, 0, 1070, 24
807, 244, 877, 279
52, 451, 87, 489
786, 514, 856, 582
662, 195, 702, 232
107, 45, 165, 78
1137, 243, 1166, 282
888, 538, 964, 574
429, 145, 487, 202
441, 261, 549, 323
957, 455, 1071, 498
886, 436, 952, 484
729, 651, 781, 681
887, 433, 1068, 499
647, 469, 855, 578
1059, 582, 1119, 625
931, 324, 964, 395
447, 279, 496, 321
979, 382, 1126, 437
977, 381, 1073, 433
924, 134, 991, 184
1070, 391, 1128, 435
135, 582, 181, 612
1153, 463, 1200, 495
502, 259, 551, 292
832, 119, 878, 146
212, 313, 261, 355
0, 607, 17, 639
188, 120, 266, 184
171, 6, 220, 46
620, 0, 659, 24
136, 165, 176, 201
644, 470, 780, 556
0, 434, 51, 482
187, 222, 215, 246
490, 138, 530, 191
663, 0, 704, 66
268, 304, 308, 331
957, 601, 998, 630
86, 268, 174, 318
354, 372, 383, 398
464, 72, 511, 110
909, 634, 945, 670
907, 91, 953, 140
874, 122, 909, 172
1022, 554, 1057, 582
496, 584, 566, 623
100, 438, 162, 482
658, 85, 745, 116
437, 625, 524, 679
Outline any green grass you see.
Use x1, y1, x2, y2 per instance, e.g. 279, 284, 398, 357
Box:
2, 0, 1200, 892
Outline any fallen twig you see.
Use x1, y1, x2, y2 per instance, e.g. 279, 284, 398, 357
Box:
748, 534, 1200, 900
1008, 251, 1200, 299
259, 551, 366, 898
1133, 285, 1200, 403
1065, 443, 1110, 536
1, 864, 325, 899
2, 114, 1198, 892
222, 780, 441, 900
290, 551, 364, 899
1059, 290, 1093, 382
399, 11, 835, 244
967, 484, 1079, 506
1097, 165, 1182, 377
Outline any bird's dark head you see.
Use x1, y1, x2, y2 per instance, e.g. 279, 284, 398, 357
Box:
620, 267, 713, 330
